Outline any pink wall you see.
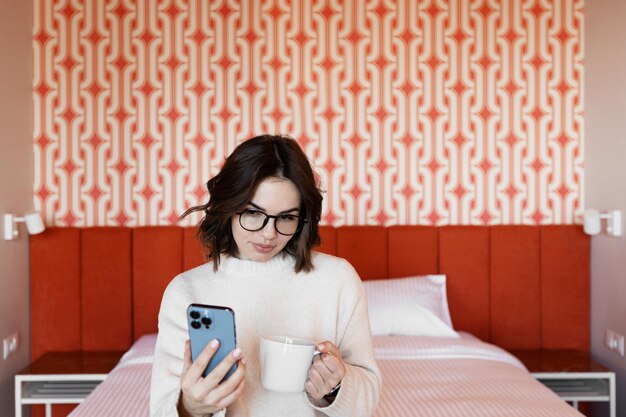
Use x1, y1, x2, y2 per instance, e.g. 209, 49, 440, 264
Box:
586, 0, 626, 415
33, 0, 583, 227
0, 0, 34, 414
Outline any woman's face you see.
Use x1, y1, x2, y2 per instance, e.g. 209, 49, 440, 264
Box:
231, 177, 301, 262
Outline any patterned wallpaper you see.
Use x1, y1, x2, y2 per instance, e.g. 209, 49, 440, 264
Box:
33, 0, 584, 227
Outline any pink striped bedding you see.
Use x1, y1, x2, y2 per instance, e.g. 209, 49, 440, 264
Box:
68, 334, 155, 417
372, 334, 583, 417
69, 334, 582, 417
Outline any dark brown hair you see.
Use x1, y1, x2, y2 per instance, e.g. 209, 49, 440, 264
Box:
181, 134, 323, 272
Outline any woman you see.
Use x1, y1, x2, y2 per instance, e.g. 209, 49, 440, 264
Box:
150, 134, 381, 417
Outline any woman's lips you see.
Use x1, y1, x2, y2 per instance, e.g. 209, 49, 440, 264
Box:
252, 243, 274, 254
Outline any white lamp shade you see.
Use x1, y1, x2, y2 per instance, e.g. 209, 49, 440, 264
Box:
583, 209, 601, 235
24, 212, 45, 235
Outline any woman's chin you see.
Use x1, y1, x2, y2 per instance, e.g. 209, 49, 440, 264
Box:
238, 249, 277, 262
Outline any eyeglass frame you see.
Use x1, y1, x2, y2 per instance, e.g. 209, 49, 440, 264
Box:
235, 209, 308, 236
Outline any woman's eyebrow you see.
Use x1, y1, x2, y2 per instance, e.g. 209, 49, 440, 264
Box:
248, 201, 300, 214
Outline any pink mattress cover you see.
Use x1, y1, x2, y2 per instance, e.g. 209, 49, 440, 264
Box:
69, 333, 582, 417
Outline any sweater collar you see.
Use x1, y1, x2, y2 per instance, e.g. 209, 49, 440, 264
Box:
218, 253, 296, 276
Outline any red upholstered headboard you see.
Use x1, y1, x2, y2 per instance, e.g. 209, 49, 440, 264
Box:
30, 225, 590, 361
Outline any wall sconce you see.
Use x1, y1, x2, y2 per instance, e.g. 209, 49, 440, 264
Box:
3, 212, 46, 241
583, 209, 622, 237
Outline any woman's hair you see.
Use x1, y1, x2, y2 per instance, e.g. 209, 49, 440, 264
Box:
181, 134, 323, 272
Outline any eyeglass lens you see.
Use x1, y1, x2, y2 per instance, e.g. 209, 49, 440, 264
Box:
239, 210, 300, 235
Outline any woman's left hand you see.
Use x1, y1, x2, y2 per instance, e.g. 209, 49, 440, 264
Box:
305, 341, 346, 400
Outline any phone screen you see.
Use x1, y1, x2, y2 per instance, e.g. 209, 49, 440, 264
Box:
187, 304, 238, 380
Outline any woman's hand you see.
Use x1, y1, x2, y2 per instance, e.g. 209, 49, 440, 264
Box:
305, 341, 346, 401
178, 339, 246, 417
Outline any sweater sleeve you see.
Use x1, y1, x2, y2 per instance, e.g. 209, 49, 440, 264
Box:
150, 276, 188, 417
308, 260, 382, 417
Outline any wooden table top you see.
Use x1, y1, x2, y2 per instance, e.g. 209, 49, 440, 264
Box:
507, 349, 610, 373
18, 350, 126, 375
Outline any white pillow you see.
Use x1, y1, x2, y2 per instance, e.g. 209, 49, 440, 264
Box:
364, 275, 459, 338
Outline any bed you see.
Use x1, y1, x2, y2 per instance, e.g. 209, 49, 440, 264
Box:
63, 332, 583, 417
29, 225, 590, 416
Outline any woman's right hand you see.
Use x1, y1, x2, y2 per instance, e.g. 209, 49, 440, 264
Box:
178, 339, 247, 417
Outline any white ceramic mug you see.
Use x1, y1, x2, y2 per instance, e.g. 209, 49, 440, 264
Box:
260, 335, 320, 393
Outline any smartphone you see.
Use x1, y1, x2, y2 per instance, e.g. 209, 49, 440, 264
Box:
187, 303, 238, 381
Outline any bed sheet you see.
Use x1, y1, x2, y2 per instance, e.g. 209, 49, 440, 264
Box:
372, 333, 582, 417
69, 333, 583, 417
67, 334, 155, 417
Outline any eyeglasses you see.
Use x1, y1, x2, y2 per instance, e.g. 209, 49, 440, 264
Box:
236, 209, 306, 236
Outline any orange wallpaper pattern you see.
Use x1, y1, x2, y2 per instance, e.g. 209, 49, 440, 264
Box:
33, 0, 583, 226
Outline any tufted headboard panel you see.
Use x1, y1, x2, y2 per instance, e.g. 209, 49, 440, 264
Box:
30, 225, 590, 361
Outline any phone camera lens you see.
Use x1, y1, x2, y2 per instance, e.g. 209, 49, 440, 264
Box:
190, 310, 200, 319
191, 320, 201, 329
201, 317, 212, 327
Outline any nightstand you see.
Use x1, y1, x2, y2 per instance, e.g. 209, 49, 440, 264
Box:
15, 350, 124, 417
509, 349, 616, 417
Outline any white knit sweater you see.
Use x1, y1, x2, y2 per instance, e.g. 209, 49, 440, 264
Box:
150, 251, 381, 417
